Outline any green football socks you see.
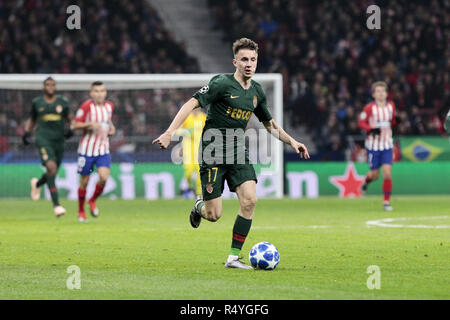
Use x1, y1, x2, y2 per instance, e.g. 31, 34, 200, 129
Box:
36, 174, 47, 188
46, 175, 60, 207
230, 214, 252, 256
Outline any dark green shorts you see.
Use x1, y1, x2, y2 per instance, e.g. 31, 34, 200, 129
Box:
36, 141, 64, 166
200, 164, 257, 201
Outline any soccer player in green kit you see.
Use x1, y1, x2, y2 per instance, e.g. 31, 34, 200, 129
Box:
22, 77, 73, 217
153, 38, 310, 269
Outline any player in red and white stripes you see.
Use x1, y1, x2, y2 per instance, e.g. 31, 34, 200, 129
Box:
72, 81, 116, 222
358, 81, 396, 211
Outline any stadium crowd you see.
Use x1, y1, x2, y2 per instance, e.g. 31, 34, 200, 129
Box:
208, 0, 450, 157
0, 0, 198, 74
1, 0, 449, 159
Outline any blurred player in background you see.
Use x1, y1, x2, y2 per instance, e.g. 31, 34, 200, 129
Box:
176, 108, 206, 198
72, 81, 115, 223
358, 81, 396, 211
153, 38, 309, 269
23, 77, 73, 217
444, 108, 450, 134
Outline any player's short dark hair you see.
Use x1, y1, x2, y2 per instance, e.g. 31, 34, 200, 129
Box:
91, 81, 104, 87
371, 81, 388, 93
232, 38, 259, 56
43, 76, 55, 85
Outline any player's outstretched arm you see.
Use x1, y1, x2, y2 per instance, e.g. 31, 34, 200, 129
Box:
152, 98, 200, 149
263, 119, 310, 159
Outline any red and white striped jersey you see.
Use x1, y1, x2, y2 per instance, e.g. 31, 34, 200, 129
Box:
358, 101, 396, 151
74, 99, 114, 157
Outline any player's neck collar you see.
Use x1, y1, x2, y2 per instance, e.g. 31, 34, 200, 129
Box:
92, 99, 105, 107
375, 100, 386, 108
232, 73, 252, 90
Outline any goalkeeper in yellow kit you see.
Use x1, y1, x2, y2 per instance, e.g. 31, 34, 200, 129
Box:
176, 108, 206, 198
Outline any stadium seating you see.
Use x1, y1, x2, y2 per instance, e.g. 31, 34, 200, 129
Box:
208, 0, 449, 157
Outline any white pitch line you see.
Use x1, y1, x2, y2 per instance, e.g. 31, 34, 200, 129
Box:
252, 225, 331, 230
366, 216, 450, 229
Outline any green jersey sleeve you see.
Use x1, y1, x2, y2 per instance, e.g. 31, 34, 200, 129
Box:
31, 98, 38, 121
253, 86, 272, 122
193, 74, 223, 108
60, 96, 70, 118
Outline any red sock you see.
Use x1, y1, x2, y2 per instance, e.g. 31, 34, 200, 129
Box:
383, 179, 392, 203
90, 183, 105, 202
78, 188, 86, 213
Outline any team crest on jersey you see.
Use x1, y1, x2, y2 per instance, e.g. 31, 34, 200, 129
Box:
206, 183, 213, 194
253, 96, 258, 108
56, 105, 63, 113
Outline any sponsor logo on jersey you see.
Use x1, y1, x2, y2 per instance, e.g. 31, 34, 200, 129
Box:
206, 184, 213, 193
253, 96, 258, 108
56, 105, 63, 113
226, 106, 252, 120
41, 114, 62, 121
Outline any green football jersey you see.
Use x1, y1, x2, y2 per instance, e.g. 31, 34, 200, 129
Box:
31, 95, 70, 142
193, 74, 272, 166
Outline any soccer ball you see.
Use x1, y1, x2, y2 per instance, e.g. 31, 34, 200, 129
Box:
249, 242, 280, 270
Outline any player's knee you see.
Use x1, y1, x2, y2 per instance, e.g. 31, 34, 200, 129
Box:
46, 164, 57, 176
383, 173, 392, 180
240, 195, 257, 212
371, 172, 380, 181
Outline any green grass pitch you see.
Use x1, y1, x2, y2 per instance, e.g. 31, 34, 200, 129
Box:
0, 196, 449, 299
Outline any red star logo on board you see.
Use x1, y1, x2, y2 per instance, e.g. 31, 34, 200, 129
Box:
329, 162, 365, 198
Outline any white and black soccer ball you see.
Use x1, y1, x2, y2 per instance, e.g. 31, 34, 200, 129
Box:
249, 242, 280, 270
